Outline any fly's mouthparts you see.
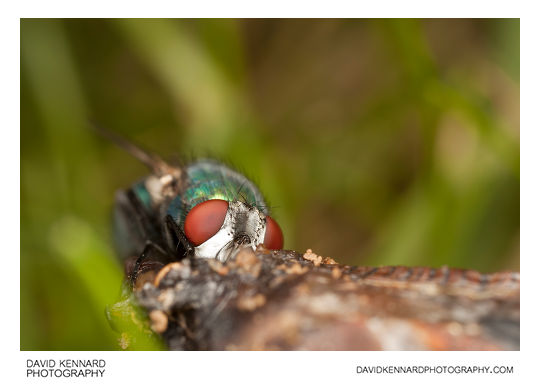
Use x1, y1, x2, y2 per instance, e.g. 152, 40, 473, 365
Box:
234, 233, 251, 245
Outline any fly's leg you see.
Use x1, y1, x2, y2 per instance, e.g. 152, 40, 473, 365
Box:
115, 188, 173, 286
115, 188, 195, 287
129, 241, 171, 287
130, 215, 193, 288
165, 214, 194, 258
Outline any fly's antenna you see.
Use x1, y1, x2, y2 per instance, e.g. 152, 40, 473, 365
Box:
89, 120, 181, 180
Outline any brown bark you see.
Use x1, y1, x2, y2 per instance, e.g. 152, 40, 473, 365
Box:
128, 247, 519, 351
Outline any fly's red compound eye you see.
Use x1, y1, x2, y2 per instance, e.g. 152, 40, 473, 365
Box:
263, 216, 284, 250
184, 199, 229, 246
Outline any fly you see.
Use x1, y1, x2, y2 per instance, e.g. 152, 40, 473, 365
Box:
94, 124, 284, 287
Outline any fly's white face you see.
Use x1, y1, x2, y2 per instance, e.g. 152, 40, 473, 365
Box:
193, 201, 267, 262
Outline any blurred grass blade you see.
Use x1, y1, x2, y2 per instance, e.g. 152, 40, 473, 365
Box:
115, 19, 241, 152
48, 216, 162, 350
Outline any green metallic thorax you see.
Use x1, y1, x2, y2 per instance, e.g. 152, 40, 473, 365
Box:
166, 159, 268, 228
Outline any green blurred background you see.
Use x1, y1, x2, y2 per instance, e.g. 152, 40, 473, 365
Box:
21, 19, 519, 350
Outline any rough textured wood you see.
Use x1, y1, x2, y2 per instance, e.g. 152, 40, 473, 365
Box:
124, 247, 519, 351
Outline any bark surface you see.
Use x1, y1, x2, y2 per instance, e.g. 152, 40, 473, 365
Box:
122, 247, 519, 350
